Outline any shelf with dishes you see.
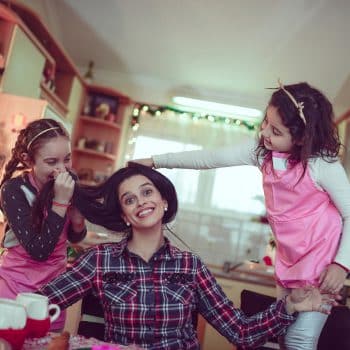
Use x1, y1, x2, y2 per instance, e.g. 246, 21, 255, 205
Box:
73, 147, 116, 161
72, 84, 131, 184
79, 115, 122, 130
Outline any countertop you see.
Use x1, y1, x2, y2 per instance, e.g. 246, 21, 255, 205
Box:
209, 261, 350, 289
209, 261, 275, 287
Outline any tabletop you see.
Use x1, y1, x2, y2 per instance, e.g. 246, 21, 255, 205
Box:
22, 333, 144, 350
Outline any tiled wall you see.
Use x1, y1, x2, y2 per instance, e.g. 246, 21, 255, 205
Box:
167, 208, 271, 267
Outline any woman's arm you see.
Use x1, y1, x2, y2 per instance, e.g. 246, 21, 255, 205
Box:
38, 248, 96, 309
195, 258, 332, 348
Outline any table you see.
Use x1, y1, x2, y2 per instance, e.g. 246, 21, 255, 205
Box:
22, 333, 144, 350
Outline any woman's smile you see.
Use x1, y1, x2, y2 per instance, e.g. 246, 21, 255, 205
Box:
137, 207, 154, 218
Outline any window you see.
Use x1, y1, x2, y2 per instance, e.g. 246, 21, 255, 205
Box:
212, 166, 264, 215
132, 136, 202, 204
130, 135, 264, 215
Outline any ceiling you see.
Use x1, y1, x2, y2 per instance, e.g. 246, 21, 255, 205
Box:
44, 0, 350, 117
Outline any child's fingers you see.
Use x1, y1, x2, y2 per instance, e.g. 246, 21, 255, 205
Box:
54, 172, 75, 202
318, 269, 327, 286
55, 172, 75, 185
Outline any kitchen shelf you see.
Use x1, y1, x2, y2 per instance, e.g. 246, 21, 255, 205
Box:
40, 82, 68, 116
73, 147, 116, 161
80, 115, 121, 130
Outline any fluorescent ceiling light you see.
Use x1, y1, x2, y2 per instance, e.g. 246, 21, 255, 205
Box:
172, 96, 262, 119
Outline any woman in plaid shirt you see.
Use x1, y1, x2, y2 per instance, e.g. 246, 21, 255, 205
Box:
39, 165, 336, 350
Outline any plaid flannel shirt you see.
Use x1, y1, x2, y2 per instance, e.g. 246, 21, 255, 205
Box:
39, 238, 295, 349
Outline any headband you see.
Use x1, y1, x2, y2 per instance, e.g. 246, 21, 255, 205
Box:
277, 79, 306, 124
27, 127, 60, 150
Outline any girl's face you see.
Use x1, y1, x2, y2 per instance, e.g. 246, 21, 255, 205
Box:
31, 136, 72, 188
260, 105, 294, 153
118, 174, 167, 231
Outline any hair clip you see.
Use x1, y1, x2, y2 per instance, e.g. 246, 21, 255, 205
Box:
27, 127, 60, 150
277, 79, 306, 124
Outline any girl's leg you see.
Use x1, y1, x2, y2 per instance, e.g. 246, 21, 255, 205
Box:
276, 283, 330, 350
282, 310, 329, 350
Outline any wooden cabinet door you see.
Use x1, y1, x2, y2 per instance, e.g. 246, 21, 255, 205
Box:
66, 76, 84, 125
1, 26, 45, 98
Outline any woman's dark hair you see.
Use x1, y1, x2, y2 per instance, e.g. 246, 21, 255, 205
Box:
0, 118, 69, 188
256, 82, 341, 173
72, 164, 177, 232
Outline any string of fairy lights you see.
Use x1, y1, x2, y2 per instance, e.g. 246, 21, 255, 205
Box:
130, 103, 261, 132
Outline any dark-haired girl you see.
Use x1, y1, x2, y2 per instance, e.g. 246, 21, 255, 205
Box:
131, 81, 350, 349
0, 118, 86, 330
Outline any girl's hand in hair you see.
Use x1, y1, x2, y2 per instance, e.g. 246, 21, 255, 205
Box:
53, 171, 75, 204
128, 158, 154, 168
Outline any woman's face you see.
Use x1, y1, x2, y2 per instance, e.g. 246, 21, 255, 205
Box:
30, 136, 72, 188
118, 174, 168, 231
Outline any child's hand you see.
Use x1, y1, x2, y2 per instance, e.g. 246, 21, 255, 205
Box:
319, 263, 348, 293
53, 171, 75, 204
285, 287, 339, 314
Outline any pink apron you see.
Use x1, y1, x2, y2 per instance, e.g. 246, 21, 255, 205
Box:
263, 152, 342, 288
0, 173, 69, 330
0, 231, 68, 330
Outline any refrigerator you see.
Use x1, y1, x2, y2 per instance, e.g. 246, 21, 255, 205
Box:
0, 92, 72, 167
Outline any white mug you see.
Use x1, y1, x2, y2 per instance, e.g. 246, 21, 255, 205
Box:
16, 292, 60, 323
0, 298, 27, 329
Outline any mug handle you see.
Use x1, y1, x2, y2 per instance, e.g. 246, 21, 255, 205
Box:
48, 304, 60, 323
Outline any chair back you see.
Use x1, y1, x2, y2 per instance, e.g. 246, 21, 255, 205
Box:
238, 289, 279, 350
317, 306, 350, 350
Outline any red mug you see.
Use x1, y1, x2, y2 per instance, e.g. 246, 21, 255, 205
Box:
0, 299, 27, 349
0, 328, 27, 350
25, 316, 51, 338
16, 293, 60, 338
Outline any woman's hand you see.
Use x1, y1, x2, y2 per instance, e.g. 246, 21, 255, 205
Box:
128, 158, 154, 168
53, 171, 75, 204
285, 287, 339, 315
67, 206, 85, 233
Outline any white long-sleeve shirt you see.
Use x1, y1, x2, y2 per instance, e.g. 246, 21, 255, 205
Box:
153, 137, 350, 270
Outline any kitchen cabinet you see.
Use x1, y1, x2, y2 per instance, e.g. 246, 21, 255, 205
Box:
335, 110, 350, 175
0, 19, 46, 98
0, 2, 132, 177
73, 85, 131, 185
0, 2, 84, 120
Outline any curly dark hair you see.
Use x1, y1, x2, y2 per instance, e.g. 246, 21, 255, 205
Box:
256, 82, 340, 173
